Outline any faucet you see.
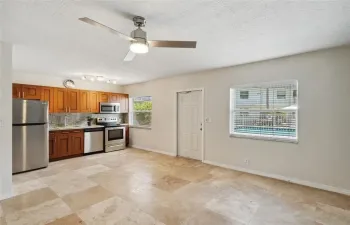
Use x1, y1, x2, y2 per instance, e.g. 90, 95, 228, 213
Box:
64, 115, 68, 127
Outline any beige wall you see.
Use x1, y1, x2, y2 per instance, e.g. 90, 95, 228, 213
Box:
124, 47, 350, 193
13, 72, 124, 93
0, 42, 13, 200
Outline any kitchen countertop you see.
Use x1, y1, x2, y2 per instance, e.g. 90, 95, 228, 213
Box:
49, 124, 129, 131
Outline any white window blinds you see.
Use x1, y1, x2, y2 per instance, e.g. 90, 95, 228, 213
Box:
230, 81, 298, 142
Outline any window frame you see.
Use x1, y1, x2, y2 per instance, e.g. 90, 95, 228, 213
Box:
229, 80, 298, 143
129, 96, 152, 129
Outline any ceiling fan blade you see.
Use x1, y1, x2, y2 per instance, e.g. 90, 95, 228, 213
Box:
79, 17, 135, 41
124, 51, 136, 61
148, 40, 197, 48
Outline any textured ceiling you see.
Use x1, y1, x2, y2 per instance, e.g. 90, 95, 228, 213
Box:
2, 0, 350, 85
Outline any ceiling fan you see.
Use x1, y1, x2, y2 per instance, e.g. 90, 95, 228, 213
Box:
79, 16, 197, 61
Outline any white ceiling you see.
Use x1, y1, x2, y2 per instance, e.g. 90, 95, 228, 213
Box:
2, 0, 350, 85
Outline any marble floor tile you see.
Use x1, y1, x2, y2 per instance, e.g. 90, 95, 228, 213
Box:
77, 196, 135, 224
46, 213, 86, 225
115, 208, 165, 225
152, 175, 190, 192
173, 180, 224, 206
1, 188, 58, 215
12, 172, 40, 185
0, 217, 6, 225
12, 179, 48, 196
183, 209, 244, 225
40, 171, 98, 197
4, 199, 72, 225
75, 164, 111, 177
315, 202, 350, 225
205, 187, 260, 224
209, 166, 243, 179
0, 204, 3, 217
139, 198, 203, 225
62, 185, 114, 211
2, 148, 350, 225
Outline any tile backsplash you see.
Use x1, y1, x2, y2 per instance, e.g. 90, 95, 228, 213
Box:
49, 113, 127, 127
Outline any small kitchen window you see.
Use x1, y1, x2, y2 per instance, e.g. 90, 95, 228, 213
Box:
129, 96, 152, 128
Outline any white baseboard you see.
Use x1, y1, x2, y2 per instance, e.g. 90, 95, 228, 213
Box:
203, 160, 350, 196
130, 145, 177, 157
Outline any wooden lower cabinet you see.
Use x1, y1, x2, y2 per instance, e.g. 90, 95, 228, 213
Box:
70, 130, 84, 155
57, 131, 70, 158
49, 132, 59, 160
49, 130, 84, 161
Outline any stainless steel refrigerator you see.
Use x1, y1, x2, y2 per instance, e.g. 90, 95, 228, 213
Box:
12, 99, 49, 173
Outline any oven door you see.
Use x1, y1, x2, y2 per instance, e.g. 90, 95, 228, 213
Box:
105, 127, 125, 145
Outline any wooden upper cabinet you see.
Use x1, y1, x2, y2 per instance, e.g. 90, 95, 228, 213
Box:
13, 84, 22, 98
22, 85, 41, 100
109, 93, 120, 103
54, 88, 68, 113
90, 91, 99, 113
99, 92, 109, 103
67, 89, 80, 113
80, 90, 90, 113
41, 86, 54, 113
70, 130, 84, 155
120, 94, 129, 113
12, 84, 41, 100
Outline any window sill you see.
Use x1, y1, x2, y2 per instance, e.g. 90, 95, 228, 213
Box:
130, 126, 152, 130
230, 133, 298, 144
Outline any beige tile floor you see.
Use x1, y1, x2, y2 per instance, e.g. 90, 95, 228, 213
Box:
1, 148, 350, 225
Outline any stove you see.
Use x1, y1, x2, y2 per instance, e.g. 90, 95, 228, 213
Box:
97, 117, 126, 152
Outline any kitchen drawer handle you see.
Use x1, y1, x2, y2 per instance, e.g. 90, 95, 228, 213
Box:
61, 132, 69, 134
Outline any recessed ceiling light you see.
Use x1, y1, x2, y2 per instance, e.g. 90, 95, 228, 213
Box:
89, 77, 95, 82
112, 80, 117, 84
81, 76, 86, 80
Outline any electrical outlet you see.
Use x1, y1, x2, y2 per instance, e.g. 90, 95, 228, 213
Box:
244, 159, 250, 165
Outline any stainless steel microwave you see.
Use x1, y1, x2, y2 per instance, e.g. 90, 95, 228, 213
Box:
99, 103, 120, 114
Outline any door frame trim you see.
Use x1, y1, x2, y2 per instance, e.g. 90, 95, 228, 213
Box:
175, 88, 205, 162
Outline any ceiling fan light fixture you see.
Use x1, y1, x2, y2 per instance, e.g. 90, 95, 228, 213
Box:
130, 42, 149, 54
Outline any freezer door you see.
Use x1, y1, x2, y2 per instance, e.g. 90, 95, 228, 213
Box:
13, 99, 48, 124
13, 124, 49, 173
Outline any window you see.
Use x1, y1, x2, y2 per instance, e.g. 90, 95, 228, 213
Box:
129, 96, 152, 128
240, 91, 249, 99
230, 81, 298, 142
277, 90, 286, 99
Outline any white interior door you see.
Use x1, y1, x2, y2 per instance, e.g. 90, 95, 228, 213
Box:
177, 90, 203, 160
